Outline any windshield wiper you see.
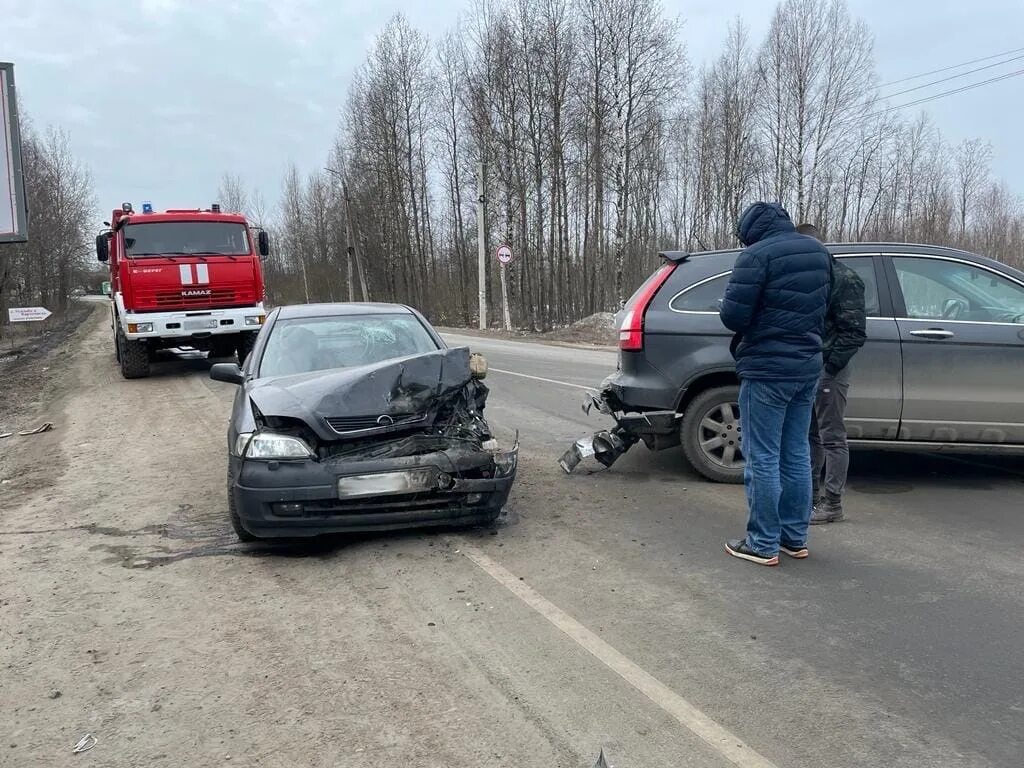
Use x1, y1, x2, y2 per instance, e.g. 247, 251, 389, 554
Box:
130, 252, 181, 260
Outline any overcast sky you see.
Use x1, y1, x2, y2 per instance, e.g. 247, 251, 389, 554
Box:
3, 0, 1023, 222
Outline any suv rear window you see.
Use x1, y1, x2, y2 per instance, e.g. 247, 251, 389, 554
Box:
669, 273, 730, 312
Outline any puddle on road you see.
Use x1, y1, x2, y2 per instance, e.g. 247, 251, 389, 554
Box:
79, 504, 367, 568
79, 502, 272, 569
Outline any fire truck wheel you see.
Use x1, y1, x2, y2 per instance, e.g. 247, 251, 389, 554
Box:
118, 332, 151, 379
227, 466, 258, 542
236, 333, 257, 366
209, 338, 236, 359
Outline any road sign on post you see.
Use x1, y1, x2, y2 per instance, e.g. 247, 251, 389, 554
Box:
495, 244, 513, 331
1, 62, 29, 244
8, 307, 52, 322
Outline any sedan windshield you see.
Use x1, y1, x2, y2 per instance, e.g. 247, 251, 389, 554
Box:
259, 314, 440, 378
123, 222, 251, 257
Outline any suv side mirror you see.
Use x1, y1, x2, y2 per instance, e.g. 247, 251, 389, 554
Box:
210, 362, 245, 385
257, 230, 270, 258
96, 233, 109, 262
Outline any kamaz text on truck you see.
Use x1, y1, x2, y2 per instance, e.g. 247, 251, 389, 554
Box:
96, 202, 270, 379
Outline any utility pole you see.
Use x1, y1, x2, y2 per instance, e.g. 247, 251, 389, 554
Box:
325, 165, 369, 302
343, 182, 355, 302
477, 161, 487, 330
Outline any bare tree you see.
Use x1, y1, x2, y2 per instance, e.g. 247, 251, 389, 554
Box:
228, 0, 1024, 326
216, 173, 250, 217
955, 138, 993, 242
1, 124, 95, 334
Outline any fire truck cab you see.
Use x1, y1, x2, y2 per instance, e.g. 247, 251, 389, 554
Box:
96, 202, 269, 379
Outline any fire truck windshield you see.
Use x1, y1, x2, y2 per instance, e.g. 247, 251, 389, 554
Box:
123, 222, 251, 257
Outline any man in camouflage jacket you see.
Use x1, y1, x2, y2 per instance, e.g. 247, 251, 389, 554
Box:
796, 224, 867, 523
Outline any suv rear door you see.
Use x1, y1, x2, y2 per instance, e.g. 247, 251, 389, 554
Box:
833, 254, 903, 440
885, 252, 1024, 444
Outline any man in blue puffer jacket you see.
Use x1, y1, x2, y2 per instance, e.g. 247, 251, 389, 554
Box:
719, 202, 831, 566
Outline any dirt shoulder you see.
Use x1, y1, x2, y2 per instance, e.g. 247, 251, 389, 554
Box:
0, 301, 102, 513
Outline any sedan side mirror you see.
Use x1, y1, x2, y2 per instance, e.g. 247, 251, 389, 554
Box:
210, 362, 245, 385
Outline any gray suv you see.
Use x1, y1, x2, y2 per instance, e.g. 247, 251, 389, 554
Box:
586, 243, 1024, 483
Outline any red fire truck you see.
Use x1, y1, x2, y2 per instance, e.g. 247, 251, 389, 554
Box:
96, 202, 269, 378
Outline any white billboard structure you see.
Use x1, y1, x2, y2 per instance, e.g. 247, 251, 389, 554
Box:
1, 62, 29, 244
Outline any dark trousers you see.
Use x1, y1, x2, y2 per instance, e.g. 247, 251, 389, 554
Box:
809, 365, 851, 501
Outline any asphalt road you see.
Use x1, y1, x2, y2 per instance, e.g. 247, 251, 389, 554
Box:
443, 332, 1024, 768
1, 313, 1021, 768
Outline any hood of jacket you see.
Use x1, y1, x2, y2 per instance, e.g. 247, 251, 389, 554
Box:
736, 202, 796, 246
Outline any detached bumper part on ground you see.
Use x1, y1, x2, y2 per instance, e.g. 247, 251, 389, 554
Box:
559, 387, 679, 474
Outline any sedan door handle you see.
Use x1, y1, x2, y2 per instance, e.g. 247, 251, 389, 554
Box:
909, 329, 954, 339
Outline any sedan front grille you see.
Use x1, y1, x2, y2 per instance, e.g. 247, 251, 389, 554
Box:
325, 413, 427, 435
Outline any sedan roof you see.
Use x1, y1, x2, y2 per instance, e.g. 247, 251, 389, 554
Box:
273, 302, 414, 320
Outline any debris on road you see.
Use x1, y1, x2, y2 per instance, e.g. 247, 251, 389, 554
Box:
0, 431, 12, 439
71, 734, 97, 754
592, 748, 611, 767
559, 430, 634, 474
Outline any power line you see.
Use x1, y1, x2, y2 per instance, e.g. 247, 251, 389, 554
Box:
878, 52, 1024, 101
878, 45, 1024, 88
871, 66, 1024, 119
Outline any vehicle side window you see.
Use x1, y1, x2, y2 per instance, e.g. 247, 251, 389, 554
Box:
892, 257, 1024, 323
669, 273, 730, 312
835, 256, 881, 317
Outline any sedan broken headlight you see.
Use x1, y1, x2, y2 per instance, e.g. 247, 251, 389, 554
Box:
489, 432, 519, 477
234, 431, 314, 460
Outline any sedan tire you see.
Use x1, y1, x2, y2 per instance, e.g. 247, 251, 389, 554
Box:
227, 466, 258, 542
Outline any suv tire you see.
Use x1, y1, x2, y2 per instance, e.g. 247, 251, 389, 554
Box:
681, 385, 744, 484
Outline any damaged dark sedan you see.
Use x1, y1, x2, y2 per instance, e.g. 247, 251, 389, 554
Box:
209, 303, 518, 541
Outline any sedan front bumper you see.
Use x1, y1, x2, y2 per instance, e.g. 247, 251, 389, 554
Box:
231, 445, 517, 538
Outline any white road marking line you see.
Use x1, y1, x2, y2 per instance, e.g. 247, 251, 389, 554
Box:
489, 367, 592, 391
457, 542, 781, 768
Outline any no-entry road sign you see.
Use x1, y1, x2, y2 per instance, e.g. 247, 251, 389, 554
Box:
8, 307, 51, 322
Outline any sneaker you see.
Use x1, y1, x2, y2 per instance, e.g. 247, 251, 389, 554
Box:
724, 539, 779, 566
779, 541, 809, 559
810, 501, 845, 525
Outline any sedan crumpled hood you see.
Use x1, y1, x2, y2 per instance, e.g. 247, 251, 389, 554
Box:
246, 347, 479, 441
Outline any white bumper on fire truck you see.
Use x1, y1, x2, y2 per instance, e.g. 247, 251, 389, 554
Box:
115, 294, 265, 341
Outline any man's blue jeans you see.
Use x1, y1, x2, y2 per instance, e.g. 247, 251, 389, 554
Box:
739, 377, 819, 555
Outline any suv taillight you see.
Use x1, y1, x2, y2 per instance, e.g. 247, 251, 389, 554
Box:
618, 263, 676, 351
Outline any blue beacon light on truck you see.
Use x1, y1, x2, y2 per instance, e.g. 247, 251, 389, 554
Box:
142, 201, 153, 214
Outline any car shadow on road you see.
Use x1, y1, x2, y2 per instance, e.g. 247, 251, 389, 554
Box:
139, 349, 230, 380
89, 519, 506, 570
